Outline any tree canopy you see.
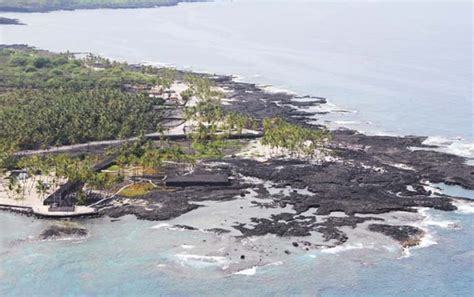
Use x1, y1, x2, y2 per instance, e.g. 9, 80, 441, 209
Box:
0, 47, 164, 151
262, 117, 332, 158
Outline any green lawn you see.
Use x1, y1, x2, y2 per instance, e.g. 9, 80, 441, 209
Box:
118, 182, 155, 197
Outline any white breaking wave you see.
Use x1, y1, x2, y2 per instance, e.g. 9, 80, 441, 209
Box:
180, 245, 195, 250
261, 85, 298, 95
232, 261, 283, 276
400, 207, 458, 258
399, 229, 437, 259
423, 136, 462, 146
151, 223, 172, 229
421, 182, 444, 197
452, 200, 474, 214
418, 232, 437, 248
414, 136, 474, 159
334, 120, 360, 125
400, 205, 467, 258
175, 254, 228, 267
321, 242, 367, 254
417, 208, 459, 229
233, 266, 257, 276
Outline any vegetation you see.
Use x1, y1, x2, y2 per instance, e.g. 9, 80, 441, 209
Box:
0, 88, 163, 149
262, 117, 332, 158
222, 112, 258, 136
0, 46, 333, 203
109, 139, 193, 172
183, 74, 257, 158
0, 1, 201, 12
0, 50, 156, 90
3, 153, 122, 200
118, 182, 156, 198
0, 48, 163, 150
157, 68, 178, 90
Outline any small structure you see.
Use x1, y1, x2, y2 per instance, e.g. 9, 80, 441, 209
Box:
123, 84, 148, 93
43, 181, 83, 206
33, 205, 97, 218
9, 170, 29, 181
165, 174, 230, 187
43, 157, 115, 206
169, 94, 179, 101
149, 86, 164, 98
48, 203, 75, 212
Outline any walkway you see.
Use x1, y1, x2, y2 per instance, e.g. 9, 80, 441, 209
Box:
32, 205, 97, 218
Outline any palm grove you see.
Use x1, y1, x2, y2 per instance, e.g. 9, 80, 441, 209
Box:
0, 47, 331, 201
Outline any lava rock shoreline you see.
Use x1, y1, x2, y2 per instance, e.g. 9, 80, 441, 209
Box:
97, 74, 474, 248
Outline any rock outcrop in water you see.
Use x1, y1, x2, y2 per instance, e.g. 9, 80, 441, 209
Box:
368, 224, 424, 248
39, 225, 88, 240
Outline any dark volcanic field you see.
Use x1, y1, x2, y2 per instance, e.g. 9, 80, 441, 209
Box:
99, 74, 474, 247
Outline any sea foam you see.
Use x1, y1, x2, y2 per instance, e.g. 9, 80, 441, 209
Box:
453, 200, 474, 214
233, 266, 257, 276
321, 242, 366, 254
417, 136, 474, 159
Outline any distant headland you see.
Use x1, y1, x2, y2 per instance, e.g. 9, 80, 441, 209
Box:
0, 0, 207, 13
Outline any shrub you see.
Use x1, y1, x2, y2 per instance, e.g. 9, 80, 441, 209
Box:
33, 56, 51, 68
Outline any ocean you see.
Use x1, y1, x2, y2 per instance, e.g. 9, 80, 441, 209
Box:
0, 1, 473, 296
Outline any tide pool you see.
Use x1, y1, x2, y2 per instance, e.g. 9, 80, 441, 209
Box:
0, 1, 473, 295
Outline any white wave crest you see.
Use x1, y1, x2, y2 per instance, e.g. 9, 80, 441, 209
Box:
417, 208, 459, 229
420, 137, 474, 159
334, 121, 360, 126
321, 242, 366, 254
180, 244, 195, 250
233, 266, 257, 276
151, 223, 171, 229
399, 229, 437, 259
261, 85, 297, 95
232, 261, 282, 276
175, 254, 228, 267
453, 200, 474, 214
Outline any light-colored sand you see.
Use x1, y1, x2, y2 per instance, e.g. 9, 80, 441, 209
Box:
0, 173, 96, 216
0, 174, 60, 208
236, 139, 336, 163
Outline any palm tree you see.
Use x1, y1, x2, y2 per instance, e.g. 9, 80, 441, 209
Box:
35, 180, 49, 202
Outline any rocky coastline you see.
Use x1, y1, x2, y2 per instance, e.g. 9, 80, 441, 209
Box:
0, 45, 472, 251
92, 73, 473, 249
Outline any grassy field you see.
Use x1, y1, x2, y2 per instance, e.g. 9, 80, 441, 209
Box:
118, 182, 156, 197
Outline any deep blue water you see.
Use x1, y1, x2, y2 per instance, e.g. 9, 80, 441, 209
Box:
0, 0, 472, 141
0, 1, 473, 296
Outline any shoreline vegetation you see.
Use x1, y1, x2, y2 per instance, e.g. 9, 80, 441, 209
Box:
0, 45, 331, 214
0, 0, 207, 13
0, 45, 473, 256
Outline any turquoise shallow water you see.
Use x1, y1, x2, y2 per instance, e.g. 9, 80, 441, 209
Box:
0, 206, 473, 296
0, 1, 473, 295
